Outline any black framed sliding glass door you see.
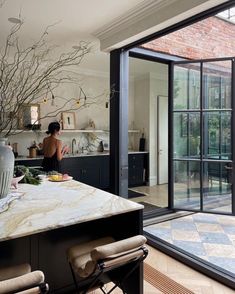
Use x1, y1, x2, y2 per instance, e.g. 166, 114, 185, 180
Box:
172, 58, 234, 214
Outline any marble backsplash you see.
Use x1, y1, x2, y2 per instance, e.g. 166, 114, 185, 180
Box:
7, 130, 138, 156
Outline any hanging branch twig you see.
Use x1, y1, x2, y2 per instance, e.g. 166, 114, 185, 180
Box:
0, 19, 102, 137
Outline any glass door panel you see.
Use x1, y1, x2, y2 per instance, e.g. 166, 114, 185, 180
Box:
174, 63, 200, 110
172, 58, 233, 214
174, 160, 200, 209
203, 60, 232, 109
204, 111, 231, 160
203, 162, 232, 213
173, 112, 200, 159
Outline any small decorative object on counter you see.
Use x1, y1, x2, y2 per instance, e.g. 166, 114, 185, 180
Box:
0, 138, 14, 198
139, 131, 145, 151
97, 141, 104, 152
37, 142, 44, 156
12, 143, 19, 158
28, 141, 38, 158
85, 119, 96, 130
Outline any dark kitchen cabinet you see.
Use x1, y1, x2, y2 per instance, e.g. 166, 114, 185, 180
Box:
128, 153, 147, 187
61, 156, 107, 189
15, 159, 43, 168
15, 153, 148, 190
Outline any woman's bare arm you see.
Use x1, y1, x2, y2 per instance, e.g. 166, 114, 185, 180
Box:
56, 140, 63, 161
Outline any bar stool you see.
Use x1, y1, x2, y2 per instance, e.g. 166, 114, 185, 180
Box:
0, 263, 49, 293
67, 235, 148, 294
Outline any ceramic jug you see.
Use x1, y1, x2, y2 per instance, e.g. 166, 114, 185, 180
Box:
0, 138, 14, 198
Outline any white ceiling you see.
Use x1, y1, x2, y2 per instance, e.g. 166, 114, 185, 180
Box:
0, 0, 146, 72
0, 0, 145, 37
0, 0, 228, 76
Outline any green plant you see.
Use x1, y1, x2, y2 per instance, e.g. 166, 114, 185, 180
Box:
14, 165, 45, 185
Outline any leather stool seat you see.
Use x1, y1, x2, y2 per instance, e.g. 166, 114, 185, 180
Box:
0, 263, 48, 294
67, 235, 148, 294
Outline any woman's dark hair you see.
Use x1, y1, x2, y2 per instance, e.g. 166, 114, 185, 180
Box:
46, 122, 61, 135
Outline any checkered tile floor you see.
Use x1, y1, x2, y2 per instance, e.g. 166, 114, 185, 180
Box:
144, 213, 235, 277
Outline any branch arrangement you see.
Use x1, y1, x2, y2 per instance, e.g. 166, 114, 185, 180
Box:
0, 20, 103, 137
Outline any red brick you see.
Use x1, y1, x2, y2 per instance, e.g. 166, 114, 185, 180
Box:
142, 16, 235, 59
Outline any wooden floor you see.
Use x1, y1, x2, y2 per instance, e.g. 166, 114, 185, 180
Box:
92, 245, 234, 293
144, 245, 234, 294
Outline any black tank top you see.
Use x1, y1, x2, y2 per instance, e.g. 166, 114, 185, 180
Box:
42, 152, 61, 172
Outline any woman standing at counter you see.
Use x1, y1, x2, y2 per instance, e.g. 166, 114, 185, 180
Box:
42, 122, 69, 172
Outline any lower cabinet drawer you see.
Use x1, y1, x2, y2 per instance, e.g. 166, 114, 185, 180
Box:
129, 167, 144, 187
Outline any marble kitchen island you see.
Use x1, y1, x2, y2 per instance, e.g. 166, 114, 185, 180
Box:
0, 180, 144, 293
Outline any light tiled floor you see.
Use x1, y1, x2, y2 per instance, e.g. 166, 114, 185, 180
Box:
130, 183, 232, 213
92, 245, 234, 293
129, 184, 168, 208
144, 213, 235, 277
145, 245, 235, 294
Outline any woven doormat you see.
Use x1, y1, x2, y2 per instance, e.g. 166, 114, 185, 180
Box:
144, 263, 194, 294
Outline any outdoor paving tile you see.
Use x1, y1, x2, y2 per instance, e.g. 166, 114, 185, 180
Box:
195, 223, 223, 233
173, 240, 206, 256
208, 257, 235, 275
199, 232, 232, 245
153, 222, 171, 229
144, 226, 172, 242
217, 216, 235, 226
221, 225, 235, 234
172, 229, 200, 242
203, 243, 235, 258
228, 234, 235, 246
172, 221, 197, 231
192, 213, 218, 224
144, 212, 235, 276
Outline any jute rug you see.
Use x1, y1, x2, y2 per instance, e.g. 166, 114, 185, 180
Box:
90, 262, 194, 293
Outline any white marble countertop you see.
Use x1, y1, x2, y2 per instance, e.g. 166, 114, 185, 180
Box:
15, 151, 148, 161
0, 180, 143, 242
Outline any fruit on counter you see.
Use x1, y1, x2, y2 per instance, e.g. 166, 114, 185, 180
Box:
48, 174, 71, 181
49, 174, 63, 181
62, 174, 69, 180
47, 171, 61, 176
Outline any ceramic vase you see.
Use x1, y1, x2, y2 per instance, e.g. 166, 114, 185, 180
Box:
0, 137, 14, 198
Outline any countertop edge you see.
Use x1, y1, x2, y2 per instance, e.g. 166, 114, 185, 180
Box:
15, 151, 149, 161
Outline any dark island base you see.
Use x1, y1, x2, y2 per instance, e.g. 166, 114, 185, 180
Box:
0, 210, 143, 293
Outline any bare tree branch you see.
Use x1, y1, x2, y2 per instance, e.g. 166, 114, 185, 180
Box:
0, 20, 99, 137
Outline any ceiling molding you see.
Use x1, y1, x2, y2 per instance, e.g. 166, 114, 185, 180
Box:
93, 0, 228, 52
93, 0, 176, 40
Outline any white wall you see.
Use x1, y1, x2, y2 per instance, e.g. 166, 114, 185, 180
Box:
131, 63, 168, 186
8, 72, 136, 156
149, 71, 168, 186
133, 74, 150, 150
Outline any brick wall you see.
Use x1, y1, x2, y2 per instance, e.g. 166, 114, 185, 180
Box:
142, 16, 235, 59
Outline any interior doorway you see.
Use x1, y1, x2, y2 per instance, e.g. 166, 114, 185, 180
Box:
128, 57, 170, 216
110, 2, 235, 288
157, 95, 168, 185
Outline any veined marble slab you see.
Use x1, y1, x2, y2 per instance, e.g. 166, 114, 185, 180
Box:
0, 180, 143, 242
